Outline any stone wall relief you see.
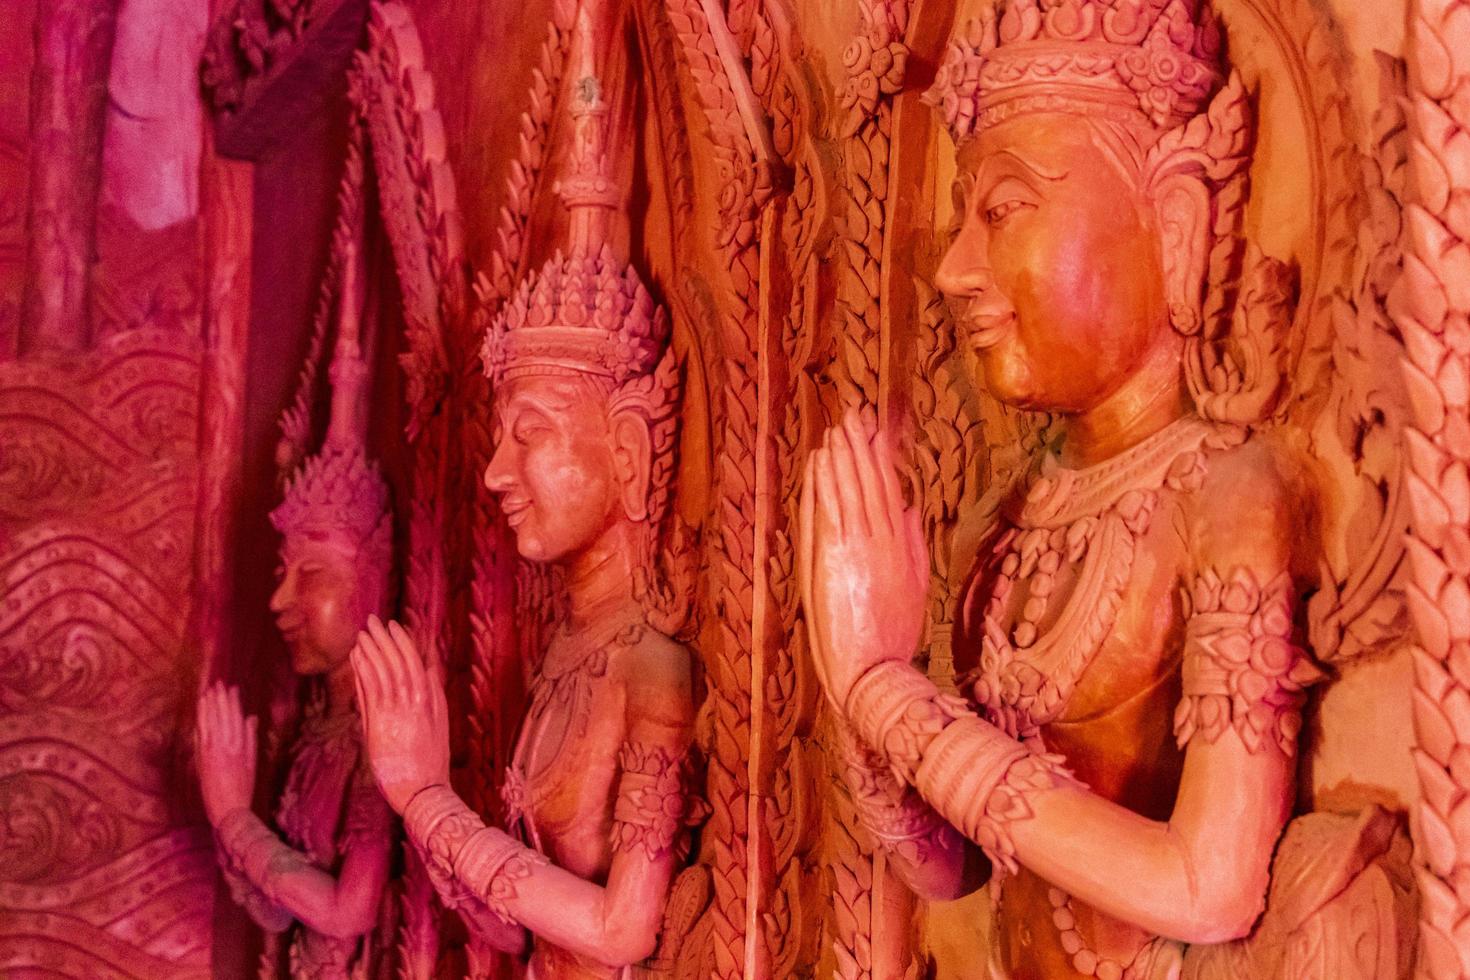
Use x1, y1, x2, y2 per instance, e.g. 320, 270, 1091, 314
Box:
348, 4, 707, 979
0, 0, 219, 973
794, 0, 1437, 978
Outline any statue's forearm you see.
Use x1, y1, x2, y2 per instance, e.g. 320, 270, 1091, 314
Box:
214, 808, 380, 939
843, 660, 1290, 944
403, 778, 679, 967
832, 719, 974, 901
843, 662, 1069, 878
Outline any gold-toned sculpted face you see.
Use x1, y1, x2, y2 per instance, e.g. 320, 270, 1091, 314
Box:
271, 533, 369, 675
936, 114, 1180, 413
485, 374, 647, 564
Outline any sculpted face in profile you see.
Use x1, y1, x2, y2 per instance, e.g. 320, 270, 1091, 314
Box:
272, 529, 372, 674
798, 1, 1392, 977
485, 373, 652, 566
942, 114, 1186, 423
351, 32, 699, 976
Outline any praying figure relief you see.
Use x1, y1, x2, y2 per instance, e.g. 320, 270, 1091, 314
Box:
196, 241, 394, 979
801, 1, 1408, 978
350, 6, 700, 978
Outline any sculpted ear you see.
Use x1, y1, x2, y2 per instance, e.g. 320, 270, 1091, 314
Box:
1153, 173, 1211, 334
609, 410, 652, 523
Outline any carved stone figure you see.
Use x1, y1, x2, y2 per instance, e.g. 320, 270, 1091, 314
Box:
195, 240, 394, 979
349, 4, 700, 978
799, 1, 1411, 977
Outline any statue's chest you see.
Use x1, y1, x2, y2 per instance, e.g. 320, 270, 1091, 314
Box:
966, 508, 1185, 736
963, 419, 1233, 740
276, 711, 360, 868
503, 625, 639, 878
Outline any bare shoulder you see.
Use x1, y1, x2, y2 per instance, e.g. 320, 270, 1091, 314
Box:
613, 623, 696, 729
1188, 430, 1314, 575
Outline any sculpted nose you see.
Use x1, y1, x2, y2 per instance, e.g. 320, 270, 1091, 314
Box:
483, 442, 514, 494
935, 219, 996, 301
269, 570, 293, 613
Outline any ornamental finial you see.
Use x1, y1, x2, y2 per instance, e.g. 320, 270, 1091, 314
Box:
480, 0, 669, 387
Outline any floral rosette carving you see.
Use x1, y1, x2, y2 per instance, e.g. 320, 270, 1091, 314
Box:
838, 31, 908, 136
611, 742, 707, 859
1115, 0, 1222, 126
1173, 568, 1324, 756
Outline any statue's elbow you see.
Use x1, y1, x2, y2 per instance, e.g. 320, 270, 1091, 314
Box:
597, 922, 660, 967
307, 903, 377, 940
1168, 883, 1266, 945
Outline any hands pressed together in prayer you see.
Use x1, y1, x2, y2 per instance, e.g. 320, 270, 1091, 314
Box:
195, 682, 259, 826
798, 407, 929, 709
343, 406, 926, 809
350, 616, 451, 814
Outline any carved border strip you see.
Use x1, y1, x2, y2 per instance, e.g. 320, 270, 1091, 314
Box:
462, 16, 573, 958
1397, 1, 1470, 976
664, 0, 777, 974
824, 3, 918, 978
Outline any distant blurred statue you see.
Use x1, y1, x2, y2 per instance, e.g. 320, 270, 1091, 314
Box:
197, 240, 394, 979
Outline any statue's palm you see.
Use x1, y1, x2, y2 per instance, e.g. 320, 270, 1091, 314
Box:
799, 409, 929, 708
194, 682, 258, 827
351, 616, 451, 814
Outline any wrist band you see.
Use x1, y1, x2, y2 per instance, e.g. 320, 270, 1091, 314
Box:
402, 783, 547, 919
845, 661, 969, 783
836, 722, 950, 861
915, 718, 1075, 876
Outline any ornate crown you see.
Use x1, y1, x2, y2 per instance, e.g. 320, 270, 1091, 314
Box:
271, 443, 390, 551
481, 243, 668, 386
926, 0, 1226, 144
480, 13, 670, 387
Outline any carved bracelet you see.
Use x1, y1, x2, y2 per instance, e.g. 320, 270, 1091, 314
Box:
402, 783, 547, 919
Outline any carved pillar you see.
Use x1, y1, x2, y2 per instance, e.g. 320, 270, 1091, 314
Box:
1399, 1, 1470, 976
17, 0, 122, 356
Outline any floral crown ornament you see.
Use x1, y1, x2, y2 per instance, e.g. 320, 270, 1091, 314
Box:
479, 0, 692, 634
479, 244, 669, 386
925, 0, 1226, 144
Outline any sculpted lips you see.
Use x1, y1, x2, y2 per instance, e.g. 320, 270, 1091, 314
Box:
964, 312, 1016, 351
501, 497, 532, 527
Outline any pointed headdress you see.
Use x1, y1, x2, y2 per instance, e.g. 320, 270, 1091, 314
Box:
271, 228, 392, 569
480, 1, 670, 387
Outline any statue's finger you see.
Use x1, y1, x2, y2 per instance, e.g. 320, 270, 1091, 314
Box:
368, 615, 409, 701
874, 426, 906, 522
222, 687, 241, 748
351, 656, 375, 738
353, 630, 388, 708
387, 620, 428, 703
907, 504, 927, 579
816, 445, 845, 540
828, 420, 870, 538
844, 407, 892, 537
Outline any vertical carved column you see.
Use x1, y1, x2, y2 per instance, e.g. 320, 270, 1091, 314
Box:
665, 3, 779, 977
18, 0, 122, 356
826, 4, 918, 978
194, 149, 253, 686
1398, 2, 1470, 977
